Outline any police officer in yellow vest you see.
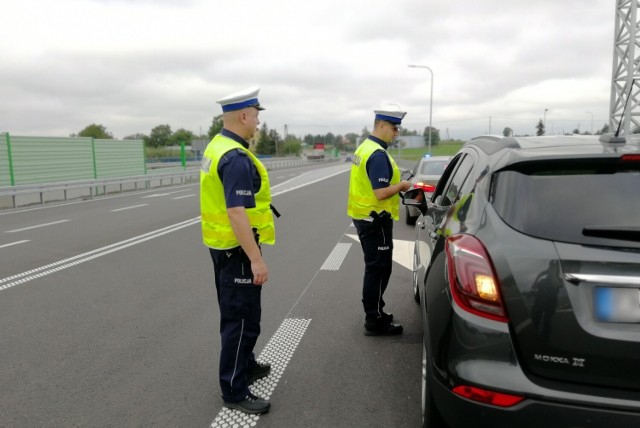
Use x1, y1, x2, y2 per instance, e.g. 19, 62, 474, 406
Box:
201, 86, 274, 415
348, 106, 412, 336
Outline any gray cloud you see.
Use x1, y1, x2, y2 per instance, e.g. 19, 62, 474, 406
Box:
0, 0, 618, 140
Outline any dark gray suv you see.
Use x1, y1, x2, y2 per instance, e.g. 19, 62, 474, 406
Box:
402, 134, 640, 427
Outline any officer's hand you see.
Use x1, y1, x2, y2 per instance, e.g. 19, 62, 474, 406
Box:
251, 258, 269, 285
399, 180, 412, 192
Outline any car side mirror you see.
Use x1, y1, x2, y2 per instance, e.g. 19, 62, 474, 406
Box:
401, 188, 428, 216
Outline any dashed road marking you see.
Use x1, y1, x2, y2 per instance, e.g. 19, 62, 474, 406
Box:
0, 240, 30, 249
111, 204, 148, 212
5, 219, 70, 233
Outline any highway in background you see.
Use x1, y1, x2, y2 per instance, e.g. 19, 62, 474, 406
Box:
0, 160, 422, 427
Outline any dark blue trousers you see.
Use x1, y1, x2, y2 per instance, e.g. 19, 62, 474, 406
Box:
209, 247, 262, 403
353, 217, 394, 322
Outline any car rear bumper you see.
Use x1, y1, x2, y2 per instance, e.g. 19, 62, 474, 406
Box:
430, 373, 640, 428
428, 304, 640, 427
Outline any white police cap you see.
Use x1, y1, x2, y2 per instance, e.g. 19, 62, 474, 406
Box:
374, 105, 407, 125
217, 86, 265, 112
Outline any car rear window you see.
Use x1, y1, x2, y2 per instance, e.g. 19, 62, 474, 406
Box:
491, 159, 640, 246
420, 160, 449, 175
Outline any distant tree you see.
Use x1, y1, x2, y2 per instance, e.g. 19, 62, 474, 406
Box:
324, 132, 336, 146
148, 124, 172, 147
331, 134, 345, 151
78, 123, 113, 139
171, 128, 195, 146
208, 114, 223, 139
423, 126, 441, 146
502, 127, 513, 137
256, 123, 275, 155
269, 128, 282, 155
124, 132, 150, 146
283, 135, 302, 156
595, 123, 610, 135
360, 126, 370, 142
572, 128, 580, 135
399, 128, 418, 136
124, 132, 147, 140
344, 132, 359, 148
535, 119, 545, 136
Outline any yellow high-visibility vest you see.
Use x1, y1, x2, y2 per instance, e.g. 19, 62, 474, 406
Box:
347, 138, 400, 220
200, 134, 275, 249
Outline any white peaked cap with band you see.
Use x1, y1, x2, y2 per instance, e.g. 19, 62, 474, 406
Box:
217, 86, 265, 112
374, 104, 407, 125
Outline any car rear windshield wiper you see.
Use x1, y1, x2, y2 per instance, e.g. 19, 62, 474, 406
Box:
582, 226, 640, 242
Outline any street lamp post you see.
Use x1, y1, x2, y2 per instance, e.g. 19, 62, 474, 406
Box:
586, 111, 593, 134
543, 108, 548, 134
408, 64, 433, 155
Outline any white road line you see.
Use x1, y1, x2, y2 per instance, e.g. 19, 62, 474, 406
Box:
111, 204, 148, 212
0, 217, 200, 292
0, 240, 30, 249
210, 318, 311, 428
5, 219, 70, 233
345, 234, 414, 271
142, 193, 172, 198
172, 194, 195, 200
271, 167, 349, 197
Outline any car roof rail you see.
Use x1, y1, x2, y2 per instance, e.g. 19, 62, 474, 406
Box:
470, 135, 504, 142
466, 135, 520, 154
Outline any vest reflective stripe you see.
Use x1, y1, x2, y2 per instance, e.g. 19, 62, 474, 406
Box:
200, 134, 275, 249
347, 138, 401, 220
201, 212, 274, 223
202, 226, 275, 244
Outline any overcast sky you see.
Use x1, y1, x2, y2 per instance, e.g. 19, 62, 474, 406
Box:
1, 0, 617, 141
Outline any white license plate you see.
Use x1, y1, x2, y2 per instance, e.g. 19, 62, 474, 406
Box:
594, 287, 640, 323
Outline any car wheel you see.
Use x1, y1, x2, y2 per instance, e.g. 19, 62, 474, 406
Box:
412, 248, 420, 303
422, 336, 446, 428
405, 206, 417, 225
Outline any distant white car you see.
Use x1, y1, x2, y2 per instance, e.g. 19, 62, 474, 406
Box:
404, 155, 451, 225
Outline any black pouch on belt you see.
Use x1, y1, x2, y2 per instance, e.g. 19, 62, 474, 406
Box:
369, 210, 390, 230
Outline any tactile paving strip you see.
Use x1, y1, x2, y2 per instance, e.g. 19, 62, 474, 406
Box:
320, 242, 352, 271
210, 318, 312, 428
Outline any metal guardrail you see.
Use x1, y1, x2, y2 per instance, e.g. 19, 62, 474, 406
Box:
145, 157, 322, 171
0, 156, 340, 210
0, 170, 200, 210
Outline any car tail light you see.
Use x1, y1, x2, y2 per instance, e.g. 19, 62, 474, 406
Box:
452, 385, 524, 407
620, 154, 640, 162
445, 234, 508, 322
413, 182, 436, 192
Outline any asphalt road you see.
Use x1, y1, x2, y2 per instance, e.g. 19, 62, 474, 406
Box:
0, 160, 422, 427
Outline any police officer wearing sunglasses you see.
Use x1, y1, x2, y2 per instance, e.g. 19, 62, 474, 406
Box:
348, 106, 412, 336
